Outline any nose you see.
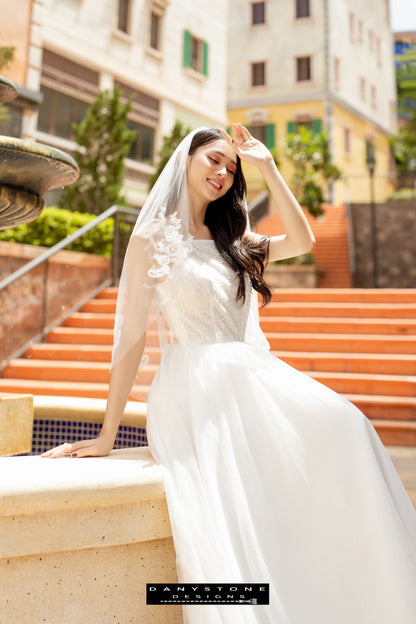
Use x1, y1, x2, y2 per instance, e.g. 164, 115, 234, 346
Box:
217, 164, 227, 177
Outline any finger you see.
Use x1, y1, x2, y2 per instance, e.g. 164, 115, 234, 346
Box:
240, 125, 252, 141
41, 442, 73, 458
219, 127, 239, 152
219, 127, 233, 143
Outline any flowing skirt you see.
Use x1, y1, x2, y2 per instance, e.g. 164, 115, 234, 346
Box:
146, 341, 416, 624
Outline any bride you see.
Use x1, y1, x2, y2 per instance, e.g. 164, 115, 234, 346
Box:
43, 124, 416, 623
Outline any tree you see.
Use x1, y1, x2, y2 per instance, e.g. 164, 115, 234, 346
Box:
59, 88, 136, 214
148, 120, 191, 189
391, 45, 416, 176
279, 126, 342, 216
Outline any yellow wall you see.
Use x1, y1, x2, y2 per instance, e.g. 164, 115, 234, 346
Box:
331, 102, 394, 205
228, 100, 394, 205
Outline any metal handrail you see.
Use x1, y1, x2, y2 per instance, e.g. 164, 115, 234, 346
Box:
0, 205, 139, 370
0, 205, 139, 292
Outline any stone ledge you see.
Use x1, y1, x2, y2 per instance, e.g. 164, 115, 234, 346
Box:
0, 446, 182, 623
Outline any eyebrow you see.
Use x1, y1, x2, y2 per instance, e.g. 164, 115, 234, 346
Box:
211, 150, 237, 167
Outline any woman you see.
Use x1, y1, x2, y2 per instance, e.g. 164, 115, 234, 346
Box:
43, 124, 416, 623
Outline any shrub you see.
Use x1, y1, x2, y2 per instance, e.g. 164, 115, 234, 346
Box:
273, 252, 315, 265
0, 206, 130, 257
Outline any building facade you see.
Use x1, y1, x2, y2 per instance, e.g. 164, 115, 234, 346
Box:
227, 0, 397, 204
1, 0, 228, 207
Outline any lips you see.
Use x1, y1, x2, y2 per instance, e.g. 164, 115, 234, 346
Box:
208, 178, 223, 191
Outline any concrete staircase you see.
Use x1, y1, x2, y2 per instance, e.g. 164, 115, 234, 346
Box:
1, 287, 416, 446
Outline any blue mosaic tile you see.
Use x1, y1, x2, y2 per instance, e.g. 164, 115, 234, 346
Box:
29, 419, 148, 455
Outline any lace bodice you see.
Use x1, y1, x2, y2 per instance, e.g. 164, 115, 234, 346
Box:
154, 238, 252, 345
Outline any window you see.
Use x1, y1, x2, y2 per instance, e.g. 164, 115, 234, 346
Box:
150, 11, 161, 50
349, 12, 355, 42
296, 0, 310, 19
360, 77, 366, 101
287, 119, 322, 134
333, 56, 340, 90
251, 62, 266, 87
376, 37, 381, 65
358, 20, 363, 42
38, 86, 89, 139
371, 85, 377, 109
183, 30, 209, 76
252, 2, 266, 25
248, 123, 275, 148
344, 127, 351, 157
126, 121, 155, 164
118, 0, 131, 34
296, 56, 311, 81
369, 29, 375, 53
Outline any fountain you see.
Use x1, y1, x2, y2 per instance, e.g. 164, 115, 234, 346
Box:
0, 75, 79, 229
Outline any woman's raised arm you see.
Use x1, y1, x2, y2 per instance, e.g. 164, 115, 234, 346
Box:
220, 123, 315, 262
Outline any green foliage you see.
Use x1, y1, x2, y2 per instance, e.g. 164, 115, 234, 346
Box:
0, 46, 15, 70
58, 88, 136, 215
278, 125, 342, 217
391, 46, 416, 174
0, 46, 15, 127
274, 252, 315, 265
396, 45, 416, 115
386, 188, 416, 201
148, 120, 192, 189
0, 206, 131, 257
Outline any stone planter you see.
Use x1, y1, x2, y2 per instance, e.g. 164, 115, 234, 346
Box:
264, 263, 318, 288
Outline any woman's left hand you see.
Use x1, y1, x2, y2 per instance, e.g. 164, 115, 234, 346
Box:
220, 123, 273, 168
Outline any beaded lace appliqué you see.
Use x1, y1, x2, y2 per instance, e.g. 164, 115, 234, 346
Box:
147, 211, 192, 279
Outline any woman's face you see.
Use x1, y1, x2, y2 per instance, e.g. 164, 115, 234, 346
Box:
187, 139, 237, 205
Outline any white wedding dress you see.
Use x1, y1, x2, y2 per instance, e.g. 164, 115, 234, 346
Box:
145, 238, 416, 624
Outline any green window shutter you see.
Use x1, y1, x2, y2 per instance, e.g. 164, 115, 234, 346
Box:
265, 123, 275, 148
312, 118, 322, 134
287, 121, 296, 134
202, 40, 209, 76
183, 30, 191, 68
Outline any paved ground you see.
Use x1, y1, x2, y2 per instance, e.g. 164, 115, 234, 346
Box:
387, 446, 416, 509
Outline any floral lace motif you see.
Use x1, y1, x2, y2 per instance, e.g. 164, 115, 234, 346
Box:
147, 211, 192, 279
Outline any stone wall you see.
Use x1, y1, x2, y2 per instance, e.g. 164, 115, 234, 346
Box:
350, 200, 416, 288
0, 242, 111, 364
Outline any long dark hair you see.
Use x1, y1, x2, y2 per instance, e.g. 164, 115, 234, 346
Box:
188, 128, 271, 307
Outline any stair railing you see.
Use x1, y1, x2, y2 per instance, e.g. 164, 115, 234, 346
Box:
0, 205, 139, 371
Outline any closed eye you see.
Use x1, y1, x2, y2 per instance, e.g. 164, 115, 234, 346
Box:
208, 156, 219, 164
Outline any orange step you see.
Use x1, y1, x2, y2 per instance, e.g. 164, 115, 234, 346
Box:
269, 289, 416, 304
260, 302, 416, 319
0, 378, 148, 401
2, 359, 157, 386
308, 372, 416, 398
267, 333, 416, 354
274, 351, 416, 375
260, 317, 416, 335
24, 344, 162, 365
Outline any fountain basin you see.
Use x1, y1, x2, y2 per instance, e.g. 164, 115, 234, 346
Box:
0, 75, 79, 229
0, 137, 79, 229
